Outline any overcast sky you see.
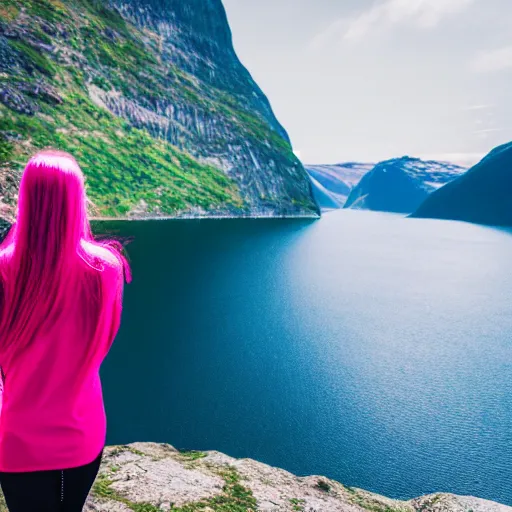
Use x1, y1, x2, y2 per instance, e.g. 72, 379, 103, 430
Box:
222, 0, 512, 166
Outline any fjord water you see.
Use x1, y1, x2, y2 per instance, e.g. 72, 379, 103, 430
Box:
95, 210, 512, 505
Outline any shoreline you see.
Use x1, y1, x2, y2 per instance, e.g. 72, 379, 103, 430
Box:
91, 212, 321, 222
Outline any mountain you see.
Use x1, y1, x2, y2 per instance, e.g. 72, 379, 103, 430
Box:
0, 0, 318, 221
412, 142, 512, 226
343, 157, 466, 214
305, 163, 374, 209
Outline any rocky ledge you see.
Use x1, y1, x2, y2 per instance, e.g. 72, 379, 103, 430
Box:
55, 442, 512, 512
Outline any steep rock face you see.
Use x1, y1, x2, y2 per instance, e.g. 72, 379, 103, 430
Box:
344, 157, 465, 214
306, 163, 373, 209
412, 142, 512, 226
108, 0, 288, 138
0, 0, 318, 219
308, 173, 342, 210
12, 442, 504, 512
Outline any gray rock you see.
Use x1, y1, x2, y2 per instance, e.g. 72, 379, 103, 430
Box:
80, 443, 511, 512
0, 83, 39, 114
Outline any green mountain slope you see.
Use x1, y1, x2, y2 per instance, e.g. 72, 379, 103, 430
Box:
0, 0, 319, 220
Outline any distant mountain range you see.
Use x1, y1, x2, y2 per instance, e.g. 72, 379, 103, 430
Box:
305, 163, 374, 209
344, 157, 466, 214
306, 158, 465, 213
412, 142, 512, 227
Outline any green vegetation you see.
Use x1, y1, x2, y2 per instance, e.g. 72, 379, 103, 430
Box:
179, 450, 208, 461
107, 445, 148, 458
0, 94, 241, 217
172, 466, 258, 512
289, 497, 306, 511
2, 0, 66, 22
7, 39, 57, 76
93, 464, 257, 512
315, 478, 331, 492
0, 3, 20, 22
0, 135, 13, 163
93, 474, 160, 512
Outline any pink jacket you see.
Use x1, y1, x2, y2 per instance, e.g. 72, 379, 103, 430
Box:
0, 253, 124, 472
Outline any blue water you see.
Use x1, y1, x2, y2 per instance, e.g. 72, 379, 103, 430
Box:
96, 210, 512, 505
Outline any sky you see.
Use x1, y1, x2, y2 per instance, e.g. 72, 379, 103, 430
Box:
222, 0, 512, 166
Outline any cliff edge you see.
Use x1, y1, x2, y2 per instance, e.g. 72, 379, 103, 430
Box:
2, 442, 502, 512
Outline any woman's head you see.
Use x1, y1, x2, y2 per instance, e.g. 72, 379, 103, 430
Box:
15, 150, 89, 259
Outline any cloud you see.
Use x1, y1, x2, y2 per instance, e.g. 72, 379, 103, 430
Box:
311, 0, 475, 47
472, 128, 502, 134
472, 128, 504, 140
471, 45, 512, 73
461, 104, 494, 111
309, 18, 347, 50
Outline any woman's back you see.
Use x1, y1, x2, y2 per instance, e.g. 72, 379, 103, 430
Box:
0, 246, 123, 471
0, 151, 128, 472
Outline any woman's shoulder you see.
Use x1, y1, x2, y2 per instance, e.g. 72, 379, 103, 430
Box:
0, 243, 14, 274
0, 242, 14, 260
80, 241, 124, 277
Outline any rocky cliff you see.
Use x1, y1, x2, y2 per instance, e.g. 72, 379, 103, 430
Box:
344, 157, 465, 214
0, 0, 319, 220
0, 442, 502, 511
412, 142, 512, 226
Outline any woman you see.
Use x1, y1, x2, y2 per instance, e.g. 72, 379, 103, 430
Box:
0, 150, 130, 511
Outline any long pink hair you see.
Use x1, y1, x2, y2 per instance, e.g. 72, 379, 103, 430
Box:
0, 150, 131, 372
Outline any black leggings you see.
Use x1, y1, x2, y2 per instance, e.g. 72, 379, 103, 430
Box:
0, 450, 103, 512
